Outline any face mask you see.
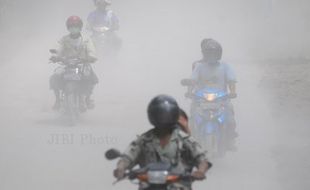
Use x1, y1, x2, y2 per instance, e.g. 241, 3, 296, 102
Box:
68, 27, 81, 35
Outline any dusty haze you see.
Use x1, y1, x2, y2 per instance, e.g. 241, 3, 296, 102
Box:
0, 0, 309, 190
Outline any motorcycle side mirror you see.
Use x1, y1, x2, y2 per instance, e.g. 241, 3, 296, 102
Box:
180, 79, 195, 86
49, 49, 57, 54
105, 148, 121, 160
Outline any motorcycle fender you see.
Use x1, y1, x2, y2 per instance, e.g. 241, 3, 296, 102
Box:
205, 121, 219, 134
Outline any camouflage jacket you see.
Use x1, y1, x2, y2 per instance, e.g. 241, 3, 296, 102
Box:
122, 127, 207, 174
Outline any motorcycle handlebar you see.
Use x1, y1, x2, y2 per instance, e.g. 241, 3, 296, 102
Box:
181, 79, 196, 86
50, 57, 84, 66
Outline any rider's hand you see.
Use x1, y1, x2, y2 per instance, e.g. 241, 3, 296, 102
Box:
49, 56, 60, 63
113, 168, 126, 180
191, 171, 206, 180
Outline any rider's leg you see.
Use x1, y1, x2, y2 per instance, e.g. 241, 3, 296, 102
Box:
226, 102, 238, 151
78, 81, 88, 112
50, 74, 62, 110
85, 70, 98, 109
53, 89, 61, 110
85, 83, 95, 109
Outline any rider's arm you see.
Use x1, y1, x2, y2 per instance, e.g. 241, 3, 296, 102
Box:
50, 37, 66, 62
191, 62, 200, 82
85, 38, 98, 63
187, 63, 201, 94
228, 82, 236, 94
192, 61, 199, 71
55, 37, 66, 57
114, 138, 142, 179
183, 136, 210, 172
119, 137, 142, 169
225, 63, 237, 95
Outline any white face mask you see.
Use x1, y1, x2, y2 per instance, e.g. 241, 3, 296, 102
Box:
68, 27, 81, 35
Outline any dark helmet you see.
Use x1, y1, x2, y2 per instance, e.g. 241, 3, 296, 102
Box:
201, 38, 222, 61
66, 16, 83, 29
147, 95, 180, 128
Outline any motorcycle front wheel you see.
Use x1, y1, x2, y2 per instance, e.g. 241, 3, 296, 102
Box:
64, 82, 80, 126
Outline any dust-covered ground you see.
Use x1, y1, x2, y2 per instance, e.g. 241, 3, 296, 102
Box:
259, 58, 310, 190
0, 1, 309, 190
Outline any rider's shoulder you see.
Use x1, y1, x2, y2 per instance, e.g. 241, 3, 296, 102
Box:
59, 34, 71, 42
135, 129, 155, 143
193, 59, 204, 65
219, 61, 234, 71
192, 60, 204, 69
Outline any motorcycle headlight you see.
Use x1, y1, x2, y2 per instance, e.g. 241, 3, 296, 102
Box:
147, 171, 168, 184
204, 93, 216, 101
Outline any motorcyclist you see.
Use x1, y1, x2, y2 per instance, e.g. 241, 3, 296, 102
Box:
188, 38, 238, 150
113, 95, 210, 190
49, 16, 98, 111
87, 0, 119, 33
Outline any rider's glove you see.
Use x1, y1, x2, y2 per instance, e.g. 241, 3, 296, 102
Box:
50, 56, 60, 63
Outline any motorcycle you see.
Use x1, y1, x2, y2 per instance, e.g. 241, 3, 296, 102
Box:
49, 49, 89, 125
90, 26, 122, 61
181, 79, 235, 157
105, 149, 199, 190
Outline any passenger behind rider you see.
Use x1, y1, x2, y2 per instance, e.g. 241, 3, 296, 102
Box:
178, 108, 191, 135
